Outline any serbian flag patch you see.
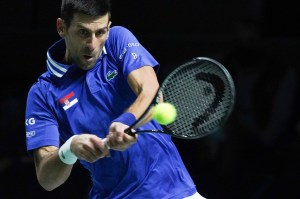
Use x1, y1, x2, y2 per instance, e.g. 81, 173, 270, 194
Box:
59, 91, 78, 110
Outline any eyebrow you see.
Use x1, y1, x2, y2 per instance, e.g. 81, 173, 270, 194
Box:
76, 24, 108, 31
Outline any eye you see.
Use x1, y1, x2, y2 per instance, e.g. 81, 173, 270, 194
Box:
78, 29, 89, 37
95, 29, 107, 37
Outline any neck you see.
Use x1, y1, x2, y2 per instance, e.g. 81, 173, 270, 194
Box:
62, 51, 72, 65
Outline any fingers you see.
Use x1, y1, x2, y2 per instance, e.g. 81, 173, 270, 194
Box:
90, 137, 111, 158
123, 131, 137, 143
102, 138, 110, 150
71, 134, 110, 162
70, 122, 138, 162
106, 122, 137, 151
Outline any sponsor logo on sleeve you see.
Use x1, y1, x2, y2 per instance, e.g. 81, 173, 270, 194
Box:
128, 42, 140, 47
59, 91, 78, 111
119, 43, 140, 60
26, 131, 36, 137
131, 53, 138, 59
119, 48, 127, 60
25, 118, 35, 126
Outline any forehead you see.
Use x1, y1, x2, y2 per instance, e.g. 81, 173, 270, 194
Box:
70, 13, 109, 28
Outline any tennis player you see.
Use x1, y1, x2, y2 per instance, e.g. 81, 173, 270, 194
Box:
25, 0, 206, 198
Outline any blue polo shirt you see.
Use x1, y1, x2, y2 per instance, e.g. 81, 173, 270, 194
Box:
25, 26, 196, 199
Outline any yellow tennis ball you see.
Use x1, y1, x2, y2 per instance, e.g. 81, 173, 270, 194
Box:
152, 102, 177, 125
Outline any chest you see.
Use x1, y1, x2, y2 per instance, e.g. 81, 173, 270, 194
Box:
50, 58, 133, 136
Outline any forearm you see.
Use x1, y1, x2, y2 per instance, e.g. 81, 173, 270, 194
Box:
34, 147, 73, 191
128, 88, 156, 117
127, 66, 160, 125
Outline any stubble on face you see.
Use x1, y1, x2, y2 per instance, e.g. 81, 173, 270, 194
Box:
63, 13, 110, 70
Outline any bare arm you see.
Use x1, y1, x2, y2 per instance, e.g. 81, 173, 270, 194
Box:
33, 146, 72, 191
127, 66, 161, 122
106, 66, 161, 149
33, 134, 110, 191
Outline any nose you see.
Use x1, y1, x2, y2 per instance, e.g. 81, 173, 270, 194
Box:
86, 34, 99, 51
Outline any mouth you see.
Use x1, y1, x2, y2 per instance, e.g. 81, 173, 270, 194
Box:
83, 55, 94, 61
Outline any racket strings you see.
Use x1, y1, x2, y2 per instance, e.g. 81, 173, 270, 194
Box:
162, 60, 235, 139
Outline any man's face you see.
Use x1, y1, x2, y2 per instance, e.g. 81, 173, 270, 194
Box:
58, 13, 111, 70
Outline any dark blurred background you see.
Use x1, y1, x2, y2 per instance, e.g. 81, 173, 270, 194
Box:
0, 0, 299, 198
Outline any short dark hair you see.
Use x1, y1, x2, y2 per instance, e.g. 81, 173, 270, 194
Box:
61, 0, 111, 27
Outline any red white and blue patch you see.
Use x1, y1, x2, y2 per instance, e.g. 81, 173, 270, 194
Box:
59, 91, 78, 110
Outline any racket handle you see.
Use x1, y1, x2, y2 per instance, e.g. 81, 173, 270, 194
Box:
103, 128, 134, 150
124, 127, 135, 136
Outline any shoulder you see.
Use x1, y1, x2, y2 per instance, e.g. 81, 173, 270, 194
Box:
27, 72, 53, 99
108, 26, 138, 41
109, 26, 133, 35
106, 26, 139, 50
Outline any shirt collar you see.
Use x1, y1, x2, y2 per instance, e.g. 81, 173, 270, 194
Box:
46, 38, 107, 78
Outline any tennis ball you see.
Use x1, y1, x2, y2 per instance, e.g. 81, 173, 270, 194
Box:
152, 102, 177, 125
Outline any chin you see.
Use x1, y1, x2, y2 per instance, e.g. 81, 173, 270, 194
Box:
82, 65, 94, 70
79, 61, 96, 70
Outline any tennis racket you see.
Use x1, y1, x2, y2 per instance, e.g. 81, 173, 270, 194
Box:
123, 57, 236, 139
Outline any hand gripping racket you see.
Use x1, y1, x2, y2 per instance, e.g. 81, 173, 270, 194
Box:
124, 57, 236, 139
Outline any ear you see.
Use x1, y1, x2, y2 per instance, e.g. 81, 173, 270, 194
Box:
107, 21, 112, 38
56, 18, 65, 37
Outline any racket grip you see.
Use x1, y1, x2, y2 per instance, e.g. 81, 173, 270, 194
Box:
124, 128, 135, 136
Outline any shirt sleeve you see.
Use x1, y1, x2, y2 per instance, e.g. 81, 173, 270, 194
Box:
107, 26, 160, 79
25, 82, 60, 152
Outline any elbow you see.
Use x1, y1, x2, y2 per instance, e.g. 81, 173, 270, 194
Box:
37, 175, 68, 191
39, 180, 60, 191
42, 185, 56, 192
